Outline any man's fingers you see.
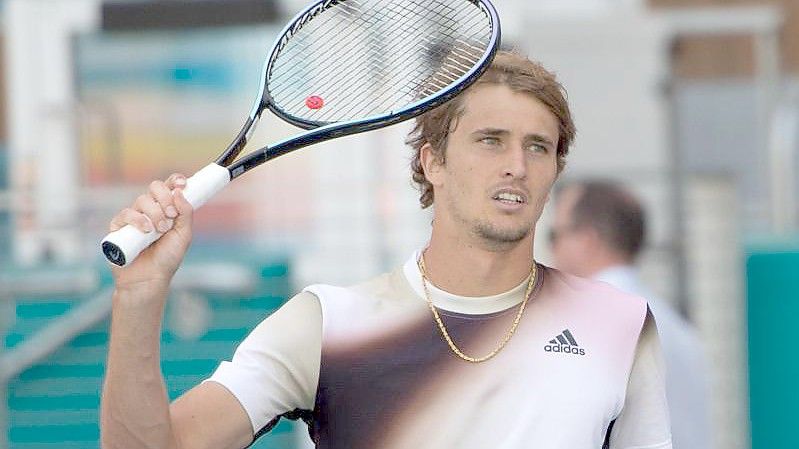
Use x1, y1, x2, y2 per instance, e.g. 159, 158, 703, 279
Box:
149, 180, 177, 219
110, 208, 154, 233
108, 174, 190, 235
172, 188, 193, 224
134, 193, 173, 234
165, 173, 188, 191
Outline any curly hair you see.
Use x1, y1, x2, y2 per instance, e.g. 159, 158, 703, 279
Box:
407, 51, 576, 208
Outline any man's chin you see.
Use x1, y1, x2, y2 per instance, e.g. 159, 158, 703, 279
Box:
475, 223, 531, 245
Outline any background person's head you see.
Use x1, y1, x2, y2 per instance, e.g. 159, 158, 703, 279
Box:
550, 180, 646, 277
407, 50, 576, 210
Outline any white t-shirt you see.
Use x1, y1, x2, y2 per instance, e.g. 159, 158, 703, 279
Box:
208, 252, 672, 448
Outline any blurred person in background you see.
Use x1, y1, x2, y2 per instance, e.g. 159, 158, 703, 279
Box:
550, 179, 711, 449
100, 52, 672, 449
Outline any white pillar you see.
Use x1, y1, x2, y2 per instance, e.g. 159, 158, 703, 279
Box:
685, 175, 749, 449
5, 0, 100, 264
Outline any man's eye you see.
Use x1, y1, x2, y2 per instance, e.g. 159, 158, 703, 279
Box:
527, 143, 548, 153
480, 136, 500, 145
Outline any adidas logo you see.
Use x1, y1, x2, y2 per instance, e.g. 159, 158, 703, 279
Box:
544, 329, 586, 356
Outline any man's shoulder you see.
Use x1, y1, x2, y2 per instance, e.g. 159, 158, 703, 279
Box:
542, 266, 650, 338
302, 264, 414, 308
348, 269, 398, 296
300, 265, 425, 341
545, 265, 649, 306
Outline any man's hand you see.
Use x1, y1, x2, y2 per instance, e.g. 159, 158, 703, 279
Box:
109, 173, 194, 289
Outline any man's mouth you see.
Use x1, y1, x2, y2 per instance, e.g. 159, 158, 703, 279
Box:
493, 190, 527, 204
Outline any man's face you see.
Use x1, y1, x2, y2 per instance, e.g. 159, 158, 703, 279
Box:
550, 185, 592, 276
423, 84, 560, 250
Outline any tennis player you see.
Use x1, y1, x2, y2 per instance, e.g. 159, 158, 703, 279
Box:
100, 51, 672, 449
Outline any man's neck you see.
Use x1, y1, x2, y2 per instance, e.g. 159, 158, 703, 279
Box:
422, 227, 535, 297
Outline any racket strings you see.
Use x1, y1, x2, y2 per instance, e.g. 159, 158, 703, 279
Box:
269, 2, 446, 99
411, 46, 484, 96
334, 4, 487, 99
296, 2, 429, 111
330, 29, 485, 120
270, 1, 485, 108
270, 0, 462, 77
268, 0, 493, 124
363, 7, 488, 102
406, 28, 489, 91
268, 16, 391, 113
308, 8, 477, 116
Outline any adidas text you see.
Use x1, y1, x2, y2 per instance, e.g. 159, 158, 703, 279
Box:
544, 344, 586, 356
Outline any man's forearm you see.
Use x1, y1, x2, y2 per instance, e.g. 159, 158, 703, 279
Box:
100, 285, 178, 449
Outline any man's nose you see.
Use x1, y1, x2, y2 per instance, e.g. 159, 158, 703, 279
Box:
503, 144, 528, 179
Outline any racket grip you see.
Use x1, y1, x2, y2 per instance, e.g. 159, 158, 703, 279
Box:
100, 163, 231, 267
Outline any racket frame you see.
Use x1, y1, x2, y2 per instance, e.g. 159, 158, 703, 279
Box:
218, 0, 501, 179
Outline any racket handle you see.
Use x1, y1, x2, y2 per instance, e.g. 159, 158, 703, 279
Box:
100, 163, 231, 267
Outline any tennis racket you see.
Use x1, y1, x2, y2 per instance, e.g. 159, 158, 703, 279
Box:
101, 0, 501, 267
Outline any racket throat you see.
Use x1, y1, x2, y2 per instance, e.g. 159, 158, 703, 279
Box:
217, 117, 257, 166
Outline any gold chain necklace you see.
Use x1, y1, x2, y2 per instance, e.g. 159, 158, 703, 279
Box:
417, 254, 537, 363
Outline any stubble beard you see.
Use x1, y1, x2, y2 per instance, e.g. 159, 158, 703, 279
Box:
451, 206, 532, 250
473, 218, 530, 247
444, 189, 535, 250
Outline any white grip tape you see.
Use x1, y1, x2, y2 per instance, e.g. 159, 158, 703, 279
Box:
101, 163, 230, 267
181, 163, 231, 209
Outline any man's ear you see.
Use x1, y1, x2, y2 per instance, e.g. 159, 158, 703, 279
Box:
420, 142, 444, 187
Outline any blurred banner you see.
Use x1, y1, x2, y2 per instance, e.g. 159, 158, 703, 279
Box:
75, 25, 324, 246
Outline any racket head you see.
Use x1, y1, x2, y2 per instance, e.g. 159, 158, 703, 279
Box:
259, 0, 500, 130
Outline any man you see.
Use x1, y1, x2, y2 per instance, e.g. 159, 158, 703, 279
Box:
100, 52, 672, 449
551, 180, 711, 449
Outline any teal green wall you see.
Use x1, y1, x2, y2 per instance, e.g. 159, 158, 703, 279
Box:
747, 241, 799, 449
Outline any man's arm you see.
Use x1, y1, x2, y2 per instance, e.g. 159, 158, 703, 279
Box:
170, 382, 254, 449
100, 174, 253, 449
102, 286, 255, 449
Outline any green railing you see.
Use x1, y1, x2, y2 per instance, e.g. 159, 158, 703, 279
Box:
3, 252, 302, 449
